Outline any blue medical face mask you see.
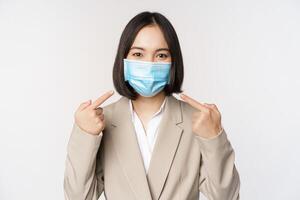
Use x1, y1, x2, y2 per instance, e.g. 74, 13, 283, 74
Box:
123, 58, 171, 97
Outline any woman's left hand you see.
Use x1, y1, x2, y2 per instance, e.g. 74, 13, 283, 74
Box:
180, 93, 223, 139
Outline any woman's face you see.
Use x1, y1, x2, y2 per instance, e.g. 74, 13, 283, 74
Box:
126, 25, 172, 63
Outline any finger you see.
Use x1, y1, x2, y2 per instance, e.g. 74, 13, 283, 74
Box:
204, 103, 220, 113
98, 118, 106, 128
90, 90, 114, 109
179, 93, 207, 111
78, 100, 91, 111
203, 103, 215, 109
98, 113, 104, 121
101, 118, 106, 130
95, 107, 103, 115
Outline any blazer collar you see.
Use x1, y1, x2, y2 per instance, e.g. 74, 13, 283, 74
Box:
110, 95, 183, 200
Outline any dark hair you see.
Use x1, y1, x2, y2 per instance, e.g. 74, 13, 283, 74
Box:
112, 11, 184, 100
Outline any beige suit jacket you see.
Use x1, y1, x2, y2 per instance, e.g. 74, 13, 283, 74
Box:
64, 95, 240, 200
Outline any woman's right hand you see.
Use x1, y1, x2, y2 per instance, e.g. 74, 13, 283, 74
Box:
74, 90, 114, 135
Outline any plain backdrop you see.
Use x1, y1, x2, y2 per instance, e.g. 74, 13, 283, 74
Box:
0, 0, 299, 199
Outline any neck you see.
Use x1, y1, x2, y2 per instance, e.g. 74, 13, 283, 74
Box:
131, 91, 166, 117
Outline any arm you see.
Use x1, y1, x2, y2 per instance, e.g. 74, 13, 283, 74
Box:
196, 128, 240, 200
63, 122, 104, 200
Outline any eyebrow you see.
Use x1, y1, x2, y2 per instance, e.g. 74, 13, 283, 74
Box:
130, 46, 170, 52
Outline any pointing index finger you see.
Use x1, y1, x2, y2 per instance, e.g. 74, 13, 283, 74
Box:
179, 93, 207, 111
90, 90, 114, 109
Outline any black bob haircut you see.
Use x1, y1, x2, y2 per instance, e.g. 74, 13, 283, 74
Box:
112, 11, 184, 100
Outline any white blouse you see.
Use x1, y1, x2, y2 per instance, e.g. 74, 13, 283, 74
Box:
128, 97, 167, 173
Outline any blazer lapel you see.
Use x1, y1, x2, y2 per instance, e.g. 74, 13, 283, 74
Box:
110, 96, 153, 200
146, 95, 184, 200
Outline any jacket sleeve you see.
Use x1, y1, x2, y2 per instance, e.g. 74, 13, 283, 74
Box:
64, 122, 104, 200
196, 128, 240, 200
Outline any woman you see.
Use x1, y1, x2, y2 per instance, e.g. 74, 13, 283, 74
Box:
64, 11, 240, 200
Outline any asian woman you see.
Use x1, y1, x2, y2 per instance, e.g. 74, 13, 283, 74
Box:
64, 11, 240, 200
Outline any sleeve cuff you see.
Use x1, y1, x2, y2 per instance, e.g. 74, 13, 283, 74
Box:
195, 127, 224, 141
195, 128, 230, 153
67, 123, 103, 154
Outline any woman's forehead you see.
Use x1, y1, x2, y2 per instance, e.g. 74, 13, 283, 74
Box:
131, 25, 169, 51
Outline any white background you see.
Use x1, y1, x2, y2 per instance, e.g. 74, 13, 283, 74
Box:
0, 0, 299, 199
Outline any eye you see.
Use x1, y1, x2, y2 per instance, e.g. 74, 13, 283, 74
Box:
132, 52, 142, 57
157, 53, 168, 58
